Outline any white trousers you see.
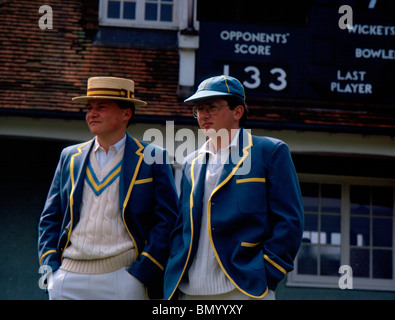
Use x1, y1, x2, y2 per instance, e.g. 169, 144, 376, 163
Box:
179, 289, 275, 300
48, 268, 146, 300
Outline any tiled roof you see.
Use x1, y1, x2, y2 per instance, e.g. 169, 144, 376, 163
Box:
1, 0, 394, 135
0, 0, 192, 118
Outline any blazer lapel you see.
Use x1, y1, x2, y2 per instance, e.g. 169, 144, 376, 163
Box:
69, 140, 93, 217
215, 128, 253, 192
187, 152, 207, 254
119, 133, 145, 212
190, 152, 207, 215
63, 139, 93, 257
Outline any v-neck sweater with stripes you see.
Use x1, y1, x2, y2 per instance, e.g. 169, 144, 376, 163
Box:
61, 148, 135, 274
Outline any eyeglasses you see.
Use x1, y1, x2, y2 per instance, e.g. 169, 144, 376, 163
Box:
192, 104, 229, 118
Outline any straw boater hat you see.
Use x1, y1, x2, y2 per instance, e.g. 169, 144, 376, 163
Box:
72, 76, 147, 107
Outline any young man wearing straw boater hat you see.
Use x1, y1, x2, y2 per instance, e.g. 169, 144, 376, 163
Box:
164, 75, 304, 300
38, 77, 178, 299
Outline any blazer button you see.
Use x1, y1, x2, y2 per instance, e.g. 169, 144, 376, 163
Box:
64, 227, 70, 233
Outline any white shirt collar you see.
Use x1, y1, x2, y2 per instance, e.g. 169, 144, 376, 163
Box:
94, 134, 127, 154
200, 128, 241, 156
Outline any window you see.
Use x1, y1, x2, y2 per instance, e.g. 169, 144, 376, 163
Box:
298, 183, 342, 277
145, 0, 173, 22
350, 185, 394, 280
99, 0, 178, 29
288, 174, 395, 291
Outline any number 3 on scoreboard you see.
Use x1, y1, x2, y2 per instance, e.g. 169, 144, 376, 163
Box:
223, 65, 287, 92
269, 67, 287, 91
243, 66, 261, 89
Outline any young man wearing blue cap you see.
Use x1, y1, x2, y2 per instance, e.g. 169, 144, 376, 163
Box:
164, 75, 304, 300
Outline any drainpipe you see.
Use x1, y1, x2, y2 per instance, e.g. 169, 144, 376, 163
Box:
178, 0, 199, 99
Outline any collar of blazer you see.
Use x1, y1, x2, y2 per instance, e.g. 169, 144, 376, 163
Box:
63, 133, 145, 260
192, 127, 253, 195
187, 128, 253, 226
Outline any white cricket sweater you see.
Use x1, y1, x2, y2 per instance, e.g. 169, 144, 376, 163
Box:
61, 147, 135, 274
179, 131, 240, 295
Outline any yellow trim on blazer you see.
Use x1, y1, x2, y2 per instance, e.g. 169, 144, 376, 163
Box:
168, 152, 204, 300
121, 137, 144, 261
62, 140, 92, 260
241, 241, 262, 248
39, 249, 57, 265
135, 177, 153, 185
236, 177, 266, 184
141, 252, 164, 271
264, 254, 287, 275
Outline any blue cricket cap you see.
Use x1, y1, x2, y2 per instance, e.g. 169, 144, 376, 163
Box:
184, 75, 245, 103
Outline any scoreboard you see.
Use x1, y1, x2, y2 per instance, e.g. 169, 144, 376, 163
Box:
195, 5, 395, 106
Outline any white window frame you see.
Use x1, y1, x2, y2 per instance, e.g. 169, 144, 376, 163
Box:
99, 0, 179, 30
287, 173, 395, 292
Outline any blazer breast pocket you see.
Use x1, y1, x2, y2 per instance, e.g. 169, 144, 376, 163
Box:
130, 177, 154, 212
236, 178, 267, 214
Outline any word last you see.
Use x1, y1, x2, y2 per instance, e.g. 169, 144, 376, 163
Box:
330, 69, 372, 94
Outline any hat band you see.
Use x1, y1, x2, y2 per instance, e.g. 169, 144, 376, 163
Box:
87, 88, 135, 99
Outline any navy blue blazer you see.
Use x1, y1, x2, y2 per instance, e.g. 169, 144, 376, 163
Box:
164, 128, 304, 299
38, 133, 178, 298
